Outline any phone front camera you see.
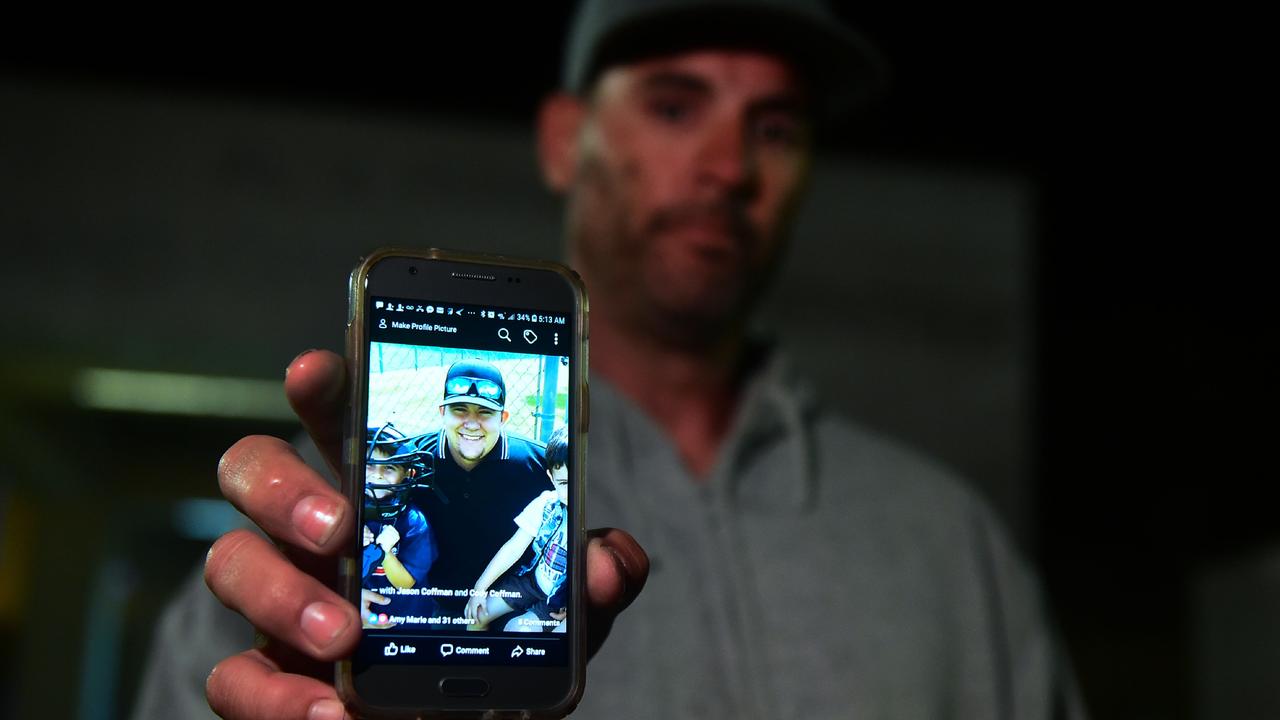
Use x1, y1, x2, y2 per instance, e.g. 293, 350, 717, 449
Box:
408, 266, 418, 275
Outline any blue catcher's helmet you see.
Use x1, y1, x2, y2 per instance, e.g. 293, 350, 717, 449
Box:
364, 423, 432, 522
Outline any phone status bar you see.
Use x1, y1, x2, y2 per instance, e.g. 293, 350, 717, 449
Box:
373, 299, 565, 326
369, 296, 569, 356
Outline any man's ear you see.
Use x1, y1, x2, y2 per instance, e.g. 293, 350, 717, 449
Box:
537, 92, 587, 192
501, 410, 510, 424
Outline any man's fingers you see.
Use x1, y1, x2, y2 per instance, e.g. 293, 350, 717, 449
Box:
586, 527, 649, 611
218, 435, 351, 555
583, 528, 648, 659
284, 349, 347, 473
205, 529, 359, 661
206, 650, 351, 720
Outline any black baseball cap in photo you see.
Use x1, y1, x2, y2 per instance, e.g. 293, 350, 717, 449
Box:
441, 360, 507, 411
562, 0, 888, 119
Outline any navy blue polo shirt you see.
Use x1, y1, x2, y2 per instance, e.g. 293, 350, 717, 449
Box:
415, 429, 549, 614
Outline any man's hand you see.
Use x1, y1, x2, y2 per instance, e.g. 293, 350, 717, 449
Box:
203, 350, 649, 720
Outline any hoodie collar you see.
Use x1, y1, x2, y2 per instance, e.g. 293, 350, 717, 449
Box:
589, 343, 819, 512
712, 346, 819, 511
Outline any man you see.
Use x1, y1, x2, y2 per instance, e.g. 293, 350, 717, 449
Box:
136, 1, 1084, 718
414, 360, 550, 616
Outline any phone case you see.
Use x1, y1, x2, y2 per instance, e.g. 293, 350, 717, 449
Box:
337, 247, 589, 719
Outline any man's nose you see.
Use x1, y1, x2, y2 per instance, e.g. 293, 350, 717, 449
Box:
695, 118, 757, 196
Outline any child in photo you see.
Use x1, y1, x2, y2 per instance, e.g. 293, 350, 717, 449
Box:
464, 425, 570, 633
361, 423, 438, 629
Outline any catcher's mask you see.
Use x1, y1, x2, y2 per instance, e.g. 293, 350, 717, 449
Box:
364, 423, 432, 522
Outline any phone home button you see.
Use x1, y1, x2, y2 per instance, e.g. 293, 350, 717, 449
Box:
439, 677, 490, 698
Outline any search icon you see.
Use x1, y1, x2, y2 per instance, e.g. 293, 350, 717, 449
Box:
498, 328, 511, 342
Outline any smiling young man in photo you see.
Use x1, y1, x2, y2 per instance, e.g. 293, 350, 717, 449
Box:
408, 359, 551, 617
439, 360, 509, 469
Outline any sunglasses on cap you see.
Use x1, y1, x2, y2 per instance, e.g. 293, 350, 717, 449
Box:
445, 376, 503, 401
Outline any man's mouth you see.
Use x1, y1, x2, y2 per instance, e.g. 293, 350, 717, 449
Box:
678, 220, 738, 244
649, 204, 757, 252
459, 433, 485, 442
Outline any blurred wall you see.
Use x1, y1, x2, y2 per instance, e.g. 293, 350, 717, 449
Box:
1193, 547, 1280, 719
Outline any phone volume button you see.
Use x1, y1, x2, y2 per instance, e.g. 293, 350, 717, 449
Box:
582, 380, 590, 432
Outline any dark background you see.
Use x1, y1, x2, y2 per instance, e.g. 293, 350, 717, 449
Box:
0, 5, 1268, 719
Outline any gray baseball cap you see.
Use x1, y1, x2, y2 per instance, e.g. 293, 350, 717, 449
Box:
562, 0, 888, 118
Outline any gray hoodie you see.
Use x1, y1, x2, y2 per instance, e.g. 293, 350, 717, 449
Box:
133, 356, 1084, 719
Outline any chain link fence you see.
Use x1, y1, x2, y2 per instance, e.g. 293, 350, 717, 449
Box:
368, 342, 568, 443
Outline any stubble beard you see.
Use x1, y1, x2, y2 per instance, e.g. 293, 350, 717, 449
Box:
569, 157, 780, 350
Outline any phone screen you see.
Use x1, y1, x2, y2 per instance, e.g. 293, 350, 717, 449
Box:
352, 292, 578, 681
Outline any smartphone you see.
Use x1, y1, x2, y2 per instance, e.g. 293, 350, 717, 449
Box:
337, 248, 587, 718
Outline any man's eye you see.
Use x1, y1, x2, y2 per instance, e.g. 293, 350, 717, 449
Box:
755, 118, 801, 145
649, 100, 692, 124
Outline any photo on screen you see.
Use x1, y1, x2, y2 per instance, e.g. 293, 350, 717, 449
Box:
361, 342, 571, 636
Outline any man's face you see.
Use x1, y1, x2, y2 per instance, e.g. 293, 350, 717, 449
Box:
555, 49, 812, 341
549, 463, 569, 506
441, 402, 506, 466
366, 447, 407, 498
